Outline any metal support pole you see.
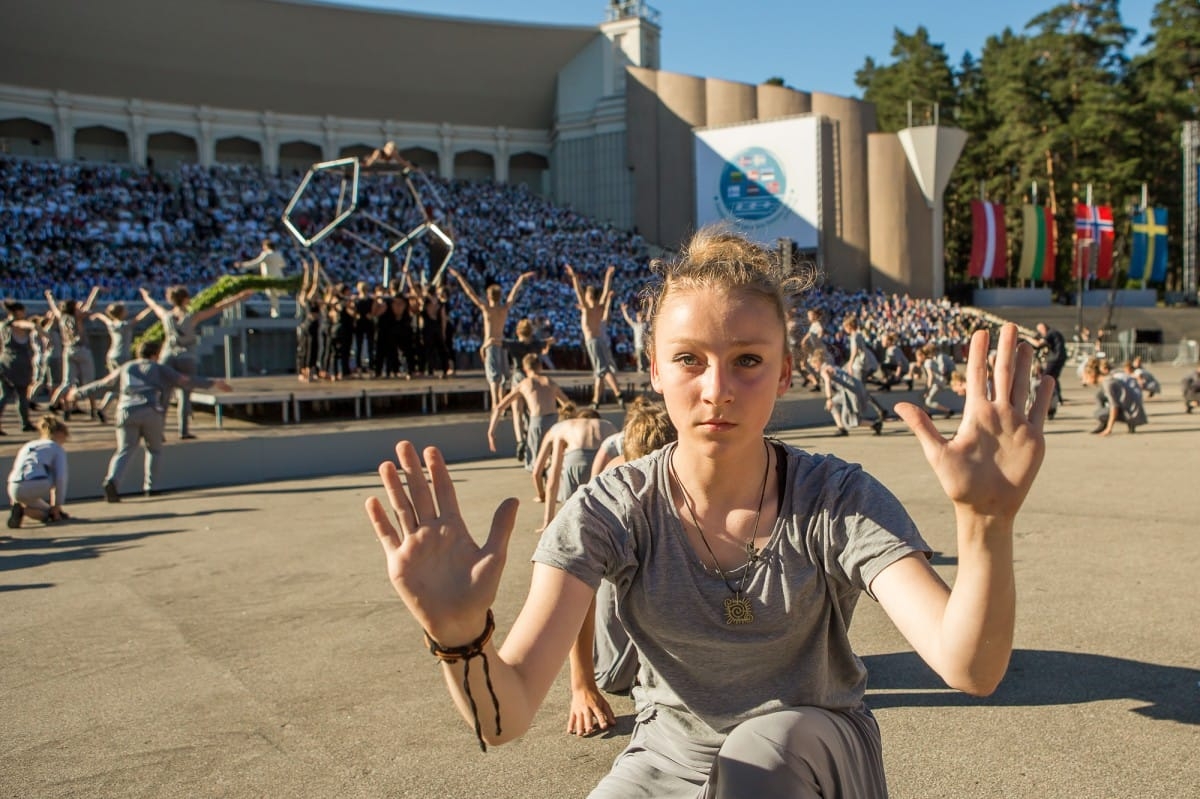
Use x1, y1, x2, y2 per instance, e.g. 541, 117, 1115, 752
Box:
1183, 121, 1198, 302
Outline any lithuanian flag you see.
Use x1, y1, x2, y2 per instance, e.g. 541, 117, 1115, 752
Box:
1019, 204, 1055, 282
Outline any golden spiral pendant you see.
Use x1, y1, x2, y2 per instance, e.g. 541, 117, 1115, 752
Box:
724, 595, 754, 625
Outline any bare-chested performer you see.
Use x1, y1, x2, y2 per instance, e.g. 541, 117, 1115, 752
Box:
531, 405, 617, 530
361, 141, 415, 170
449, 268, 535, 410
486, 353, 569, 470
564, 263, 623, 408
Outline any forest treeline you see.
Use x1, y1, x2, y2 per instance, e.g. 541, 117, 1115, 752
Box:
849, 0, 1197, 292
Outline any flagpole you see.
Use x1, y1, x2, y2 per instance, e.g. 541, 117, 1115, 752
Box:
1031, 181, 1038, 289
1140, 183, 1149, 291
1086, 183, 1094, 295
979, 181, 986, 291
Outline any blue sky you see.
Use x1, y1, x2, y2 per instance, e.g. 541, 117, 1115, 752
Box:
316, 0, 1159, 98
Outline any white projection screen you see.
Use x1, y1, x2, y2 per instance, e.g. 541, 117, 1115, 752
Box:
694, 115, 821, 249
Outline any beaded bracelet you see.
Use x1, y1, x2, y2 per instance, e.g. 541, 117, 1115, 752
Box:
424, 610, 502, 752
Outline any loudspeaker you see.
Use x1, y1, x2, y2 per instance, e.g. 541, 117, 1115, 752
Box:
1134, 329, 1163, 344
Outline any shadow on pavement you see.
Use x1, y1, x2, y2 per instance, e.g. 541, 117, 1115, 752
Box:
864, 649, 1200, 725
0, 528, 189, 574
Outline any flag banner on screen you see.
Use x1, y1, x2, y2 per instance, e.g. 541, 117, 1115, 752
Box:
1074, 203, 1114, 280
1129, 207, 1169, 283
968, 200, 1007, 279
694, 117, 821, 248
1019, 204, 1055, 282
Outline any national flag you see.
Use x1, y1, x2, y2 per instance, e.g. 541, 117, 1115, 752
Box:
1129, 207, 1168, 283
747, 170, 760, 180
968, 200, 1007, 279
1019, 204, 1056, 282
1074, 203, 1115, 280
766, 181, 780, 194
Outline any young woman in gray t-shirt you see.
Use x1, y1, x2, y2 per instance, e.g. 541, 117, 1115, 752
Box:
366, 228, 1053, 797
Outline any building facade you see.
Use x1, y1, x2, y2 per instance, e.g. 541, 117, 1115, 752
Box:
0, 0, 936, 294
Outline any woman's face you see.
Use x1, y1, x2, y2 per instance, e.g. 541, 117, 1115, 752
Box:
649, 286, 790, 454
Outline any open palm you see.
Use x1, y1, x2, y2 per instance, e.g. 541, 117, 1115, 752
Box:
895, 324, 1052, 519
365, 442, 519, 644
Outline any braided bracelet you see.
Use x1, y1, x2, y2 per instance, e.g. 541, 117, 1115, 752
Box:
424, 610, 502, 752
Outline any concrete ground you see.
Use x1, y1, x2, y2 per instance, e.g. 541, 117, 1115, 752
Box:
2, 368, 1198, 798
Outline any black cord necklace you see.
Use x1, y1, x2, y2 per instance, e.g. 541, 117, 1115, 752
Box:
671, 440, 771, 625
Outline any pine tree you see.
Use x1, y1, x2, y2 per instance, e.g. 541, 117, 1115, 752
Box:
1028, 2, 1139, 266
854, 26, 957, 133
1129, 0, 1200, 289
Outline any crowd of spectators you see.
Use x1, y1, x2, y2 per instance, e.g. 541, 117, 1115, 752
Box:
0, 156, 984, 367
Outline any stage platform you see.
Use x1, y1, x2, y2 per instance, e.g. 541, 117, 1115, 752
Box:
185, 369, 639, 428
4, 364, 1197, 503
0, 369, 652, 501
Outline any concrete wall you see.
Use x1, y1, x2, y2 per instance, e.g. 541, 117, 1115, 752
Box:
0, 0, 597, 130
626, 68, 662, 242
704, 79, 757, 128
757, 84, 812, 119
867, 133, 934, 297
16, 396, 838, 501
811, 93, 876, 292
552, 130, 634, 228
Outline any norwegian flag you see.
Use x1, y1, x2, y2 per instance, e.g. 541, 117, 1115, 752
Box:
968, 200, 1007, 279
1074, 204, 1115, 280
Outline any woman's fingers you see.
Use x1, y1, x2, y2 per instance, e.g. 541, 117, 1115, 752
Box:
1027, 373, 1055, 432
893, 401, 945, 467
379, 460, 416, 535
364, 496, 401, 551
1009, 338, 1035, 412
396, 441, 437, 521
990, 324, 1017, 406
964, 327, 991, 405
425, 447, 461, 521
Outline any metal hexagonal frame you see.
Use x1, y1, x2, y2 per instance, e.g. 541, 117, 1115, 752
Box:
281, 154, 455, 286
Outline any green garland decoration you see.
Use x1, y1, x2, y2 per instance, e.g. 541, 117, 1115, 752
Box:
134, 273, 303, 348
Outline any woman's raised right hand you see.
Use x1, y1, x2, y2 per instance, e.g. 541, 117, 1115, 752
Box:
364, 441, 519, 646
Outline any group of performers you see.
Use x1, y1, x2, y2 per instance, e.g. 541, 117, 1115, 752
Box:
293, 254, 456, 383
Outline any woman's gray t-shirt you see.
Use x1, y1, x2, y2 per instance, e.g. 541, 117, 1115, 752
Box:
533, 441, 928, 739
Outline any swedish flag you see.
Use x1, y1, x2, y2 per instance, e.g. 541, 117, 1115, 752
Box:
1130, 208, 1168, 283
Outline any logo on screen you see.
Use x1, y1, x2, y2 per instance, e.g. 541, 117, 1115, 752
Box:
718, 147, 786, 224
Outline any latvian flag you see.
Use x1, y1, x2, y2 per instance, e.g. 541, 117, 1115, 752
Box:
968, 200, 1007, 279
1018, 204, 1056, 282
1129, 207, 1168, 283
1074, 203, 1115, 280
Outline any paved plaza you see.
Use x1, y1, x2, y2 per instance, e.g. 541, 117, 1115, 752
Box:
3, 369, 1198, 798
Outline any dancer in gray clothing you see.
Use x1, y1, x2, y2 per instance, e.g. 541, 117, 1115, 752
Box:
70, 340, 231, 501
6, 414, 71, 528
45, 285, 101, 419
90, 302, 153, 424
140, 285, 252, 439
366, 229, 1052, 795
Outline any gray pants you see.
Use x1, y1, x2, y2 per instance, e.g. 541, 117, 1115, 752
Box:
525, 412, 556, 472
162, 353, 196, 435
590, 705, 886, 798
8, 477, 53, 512
59, 347, 96, 390
105, 408, 166, 492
